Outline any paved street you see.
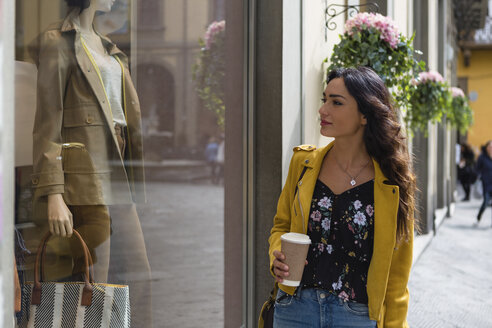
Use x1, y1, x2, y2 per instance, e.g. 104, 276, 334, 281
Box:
408, 199, 492, 328
138, 181, 224, 328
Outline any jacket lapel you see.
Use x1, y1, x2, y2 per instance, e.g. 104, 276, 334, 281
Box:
74, 37, 116, 137
297, 143, 333, 233
62, 9, 119, 139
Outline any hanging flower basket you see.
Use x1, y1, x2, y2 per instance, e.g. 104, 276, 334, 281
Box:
447, 87, 473, 133
327, 12, 424, 109
406, 71, 450, 134
192, 21, 226, 129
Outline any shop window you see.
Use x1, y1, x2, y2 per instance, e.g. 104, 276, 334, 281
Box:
13, 0, 245, 326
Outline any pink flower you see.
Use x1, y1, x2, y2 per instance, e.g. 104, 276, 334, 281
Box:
416, 71, 445, 85
204, 20, 225, 50
451, 87, 465, 98
366, 205, 374, 217
338, 291, 350, 302
311, 210, 322, 222
344, 12, 400, 49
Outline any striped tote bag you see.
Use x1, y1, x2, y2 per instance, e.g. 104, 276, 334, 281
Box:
17, 230, 130, 328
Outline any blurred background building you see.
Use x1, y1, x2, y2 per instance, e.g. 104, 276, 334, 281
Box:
457, 0, 492, 151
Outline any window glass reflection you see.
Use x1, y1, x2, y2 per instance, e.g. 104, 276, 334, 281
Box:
14, 0, 228, 326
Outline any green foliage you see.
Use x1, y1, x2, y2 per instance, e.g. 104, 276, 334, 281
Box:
406, 80, 451, 135
192, 31, 226, 129
325, 22, 472, 136
447, 96, 474, 134
406, 81, 474, 135
327, 27, 425, 110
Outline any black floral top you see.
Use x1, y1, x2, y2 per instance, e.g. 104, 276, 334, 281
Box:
301, 179, 375, 304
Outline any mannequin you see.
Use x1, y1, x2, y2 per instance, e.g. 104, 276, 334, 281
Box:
47, 0, 114, 238
30, 0, 151, 326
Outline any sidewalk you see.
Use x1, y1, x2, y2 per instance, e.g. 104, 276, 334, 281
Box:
139, 181, 224, 328
408, 199, 492, 327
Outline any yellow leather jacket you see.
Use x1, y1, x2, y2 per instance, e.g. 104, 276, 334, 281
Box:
269, 142, 413, 327
28, 8, 145, 206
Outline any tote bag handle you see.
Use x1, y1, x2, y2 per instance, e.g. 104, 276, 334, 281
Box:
32, 230, 95, 306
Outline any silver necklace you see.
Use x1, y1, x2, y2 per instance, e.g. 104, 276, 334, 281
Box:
334, 156, 371, 186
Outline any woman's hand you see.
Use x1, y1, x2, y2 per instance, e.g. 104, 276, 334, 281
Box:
272, 250, 289, 283
273, 250, 308, 283
47, 194, 73, 237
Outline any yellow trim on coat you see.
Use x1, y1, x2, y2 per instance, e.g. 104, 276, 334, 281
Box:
80, 36, 114, 122
80, 37, 133, 181
114, 56, 135, 184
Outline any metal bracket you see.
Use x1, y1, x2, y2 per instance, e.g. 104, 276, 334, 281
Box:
324, 2, 380, 41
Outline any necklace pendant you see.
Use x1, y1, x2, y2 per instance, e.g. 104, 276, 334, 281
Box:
350, 179, 356, 186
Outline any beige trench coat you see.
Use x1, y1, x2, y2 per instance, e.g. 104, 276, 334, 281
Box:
29, 9, 145, 207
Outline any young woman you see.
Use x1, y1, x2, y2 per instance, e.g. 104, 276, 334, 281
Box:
476, 140, 492, 225
269, 67, 416, 328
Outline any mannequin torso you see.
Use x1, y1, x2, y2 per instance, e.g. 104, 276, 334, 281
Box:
80, 30, 107, 55
48, 0, 116, 237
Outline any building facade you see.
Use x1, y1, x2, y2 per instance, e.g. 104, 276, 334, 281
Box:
253, 0, 472, 324
457, 1, 492, 151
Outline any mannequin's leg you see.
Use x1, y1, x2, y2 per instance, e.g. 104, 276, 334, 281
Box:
70, 205, 111, 282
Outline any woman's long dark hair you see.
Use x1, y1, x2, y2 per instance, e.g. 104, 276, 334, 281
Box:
327, 66, 416, 241
65, 0, 91, 12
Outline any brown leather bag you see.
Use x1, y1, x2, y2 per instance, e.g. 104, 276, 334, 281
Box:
14, 258, 21, 313
31, 230, 95, 306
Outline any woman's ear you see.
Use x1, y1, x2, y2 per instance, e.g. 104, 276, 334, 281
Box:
361, 114, 367, 126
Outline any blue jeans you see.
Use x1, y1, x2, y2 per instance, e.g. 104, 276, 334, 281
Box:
273, 287, 377, 328
477, 188, 492, 222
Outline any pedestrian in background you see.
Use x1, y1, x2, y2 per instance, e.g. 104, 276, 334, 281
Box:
475, 140, 492, 226
216, 134, 225, 185
458, 142, 477, 201
268, 67, 416, 328
204, 136, 219, 183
